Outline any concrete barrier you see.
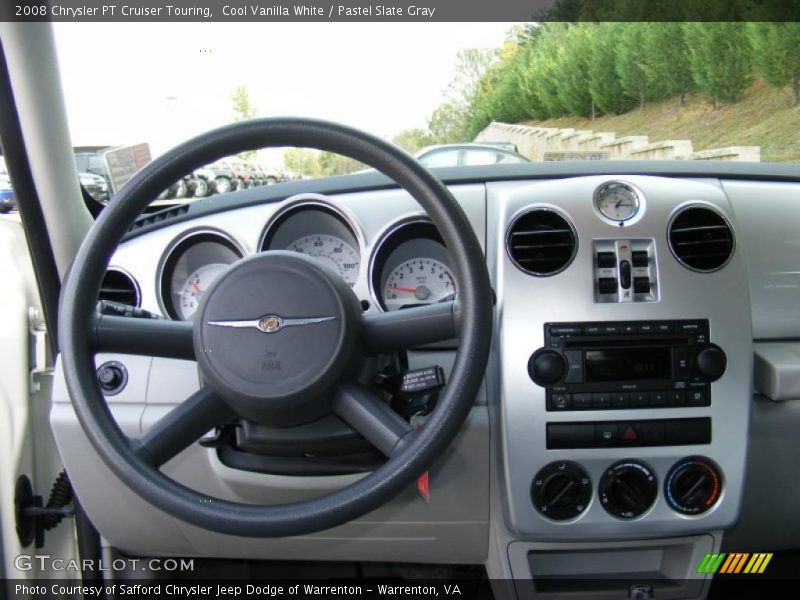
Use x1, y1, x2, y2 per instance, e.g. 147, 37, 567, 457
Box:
629, 140, 694, 160
599, 136, 650, 159
473, 122, 761, 162
690, 146, 761, 161
578, 132, 615, 152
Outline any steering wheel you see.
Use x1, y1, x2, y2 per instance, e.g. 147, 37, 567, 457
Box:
59, 118, 493, 537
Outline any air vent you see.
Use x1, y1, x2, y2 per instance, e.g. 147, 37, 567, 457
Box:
507, 209, 577, 276
99, 268, 140, 306
668, 206, 734, 272
128, 205, 190, 233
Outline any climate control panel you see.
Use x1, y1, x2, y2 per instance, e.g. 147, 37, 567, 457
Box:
532, 458, 723, 522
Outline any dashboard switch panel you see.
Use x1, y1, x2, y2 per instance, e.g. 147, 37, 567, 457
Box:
594, 239, 658, 303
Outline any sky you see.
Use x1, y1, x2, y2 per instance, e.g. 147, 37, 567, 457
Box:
54, 23, 515, 165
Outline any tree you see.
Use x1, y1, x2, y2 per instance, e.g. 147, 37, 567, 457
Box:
642, 22, 695, 106
427, 103, 469, 144
588, 23, 632, 115
615, 22, 652, 111
556, 25, 593, 117
684, 22, 752, 106
392, 128, 434, 153
527, 24, 570, 118
231, 86, 258, 158
748, 22, 800, 106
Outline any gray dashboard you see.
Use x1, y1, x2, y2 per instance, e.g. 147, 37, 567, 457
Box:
50, 165, 800, 582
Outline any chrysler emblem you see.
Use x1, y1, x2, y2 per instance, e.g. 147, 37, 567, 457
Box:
207, 314, 336, 333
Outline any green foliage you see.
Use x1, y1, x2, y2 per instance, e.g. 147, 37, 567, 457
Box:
615, 22, 652, 109
392, 128, 435, 153
283, 148, 364, 178
684, 22, 752, 105
748, 22, 800, 106
556, 26, 594, 116
427, 103, 469, 144
641, 22, 695, 105
588, 23, 632, 115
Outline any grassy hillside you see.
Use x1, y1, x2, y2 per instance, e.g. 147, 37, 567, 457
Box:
523, 79, 799, 163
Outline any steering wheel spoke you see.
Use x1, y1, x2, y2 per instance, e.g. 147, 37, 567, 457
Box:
361, 301, 459, 353
92, 313, 195, 361
332, 382, 413, 457
133, 386, 234, 467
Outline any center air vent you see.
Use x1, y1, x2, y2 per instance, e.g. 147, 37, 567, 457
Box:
99, 268, 140, 307
507, 208, 577, 276
668, 206, 734, 272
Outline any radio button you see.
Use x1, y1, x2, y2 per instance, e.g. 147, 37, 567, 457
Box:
595, 423, 620, 446
638, 322, 656, 334
668, 390, 687, 406
630, 392, 650, 408
674, 347, 692, 377
687, 389, 708, 406
584, 325, 602, 336
656, 323, 674, 334
551, 394, 571, 410
563, 350, 584, 383
573, 393, 592, 409
592, 392, 611, 409
611, 392, 631, 408
550, 325, 582, 337
677, 321, 704, 334
651, 391, 669, 407
602, 324, 620, 335
621, 323, 637, 335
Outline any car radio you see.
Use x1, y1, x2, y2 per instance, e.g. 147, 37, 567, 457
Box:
528, 320, 727, 411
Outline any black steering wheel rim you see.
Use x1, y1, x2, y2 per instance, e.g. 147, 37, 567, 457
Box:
59, 118, 493, 537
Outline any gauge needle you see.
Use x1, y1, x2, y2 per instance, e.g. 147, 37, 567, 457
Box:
390, 286, 418, 293
191, 282, 201, 294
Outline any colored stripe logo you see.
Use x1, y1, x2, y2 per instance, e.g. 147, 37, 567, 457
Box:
697, 553, 773, 574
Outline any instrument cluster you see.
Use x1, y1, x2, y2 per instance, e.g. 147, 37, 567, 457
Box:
156, 195, 458, 320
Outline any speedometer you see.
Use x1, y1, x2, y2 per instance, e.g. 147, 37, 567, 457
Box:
177, 263, 228, 320
383, 258, 457, 311
287, 234, 360, 287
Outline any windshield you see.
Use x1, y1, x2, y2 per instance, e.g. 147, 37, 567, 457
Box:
52, 20, 799, 208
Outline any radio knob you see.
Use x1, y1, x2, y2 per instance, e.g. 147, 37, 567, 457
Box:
528, 350, 567, 385
695, 344, 726, 381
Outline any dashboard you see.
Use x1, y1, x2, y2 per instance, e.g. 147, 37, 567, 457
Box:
50, 162, 800, 590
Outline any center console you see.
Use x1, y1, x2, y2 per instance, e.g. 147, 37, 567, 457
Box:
487, 176, 752, 549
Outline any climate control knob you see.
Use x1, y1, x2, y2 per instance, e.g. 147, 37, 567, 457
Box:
695, 344, 727, 381
665, 457, 722, 515
531, 461, 592, 521
528, 350, 566, 385
599, 460, 658, 519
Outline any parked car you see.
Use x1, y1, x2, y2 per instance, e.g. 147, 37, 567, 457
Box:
228, 158, 252, 189
78, 171, 109, 203
187, 168, 215, 198
0, 171, 15, 213
205, 160, 241, 194
74, 151, 112, 189
415, 143, 530, 168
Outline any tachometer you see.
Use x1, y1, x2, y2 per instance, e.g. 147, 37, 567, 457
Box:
177, 263, 228, 320
287, 234, 360, 287
383, 258, 456, 311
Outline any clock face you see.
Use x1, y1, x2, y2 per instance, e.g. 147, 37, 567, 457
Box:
595, 182, 640, 222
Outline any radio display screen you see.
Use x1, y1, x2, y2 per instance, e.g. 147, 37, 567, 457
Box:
585, 347, 672, 381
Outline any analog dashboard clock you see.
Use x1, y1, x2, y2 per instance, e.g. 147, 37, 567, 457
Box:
594, 181, 641, 222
